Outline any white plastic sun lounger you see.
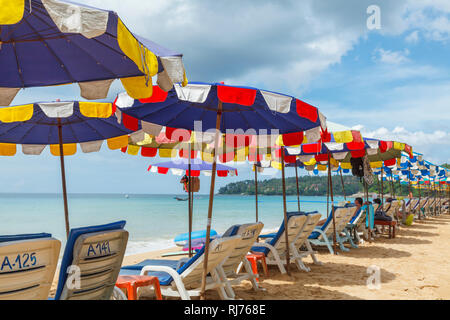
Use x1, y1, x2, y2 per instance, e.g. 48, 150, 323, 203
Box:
120, 236, 241, 300
308, 206, 355, 255
250, 212, 320, 274
0, 233, 61, 300
289, 212, 323, 272
217, 222, 264, 299
53, 221, 129, 300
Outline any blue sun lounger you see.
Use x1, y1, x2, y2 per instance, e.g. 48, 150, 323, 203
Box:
53, 221, 129, 300
0, 233, 61, 300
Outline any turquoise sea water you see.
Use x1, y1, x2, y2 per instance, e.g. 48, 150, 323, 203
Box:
0, 193, 347, 256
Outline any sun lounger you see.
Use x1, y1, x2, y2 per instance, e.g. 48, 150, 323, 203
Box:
0, 233, 61, 300
217, 222, 264, 299
250, 212, 321, 273
416, 198, 429, 219
120, 236, 240, 300
307, 206, 355, 254
53, 221, 129, 300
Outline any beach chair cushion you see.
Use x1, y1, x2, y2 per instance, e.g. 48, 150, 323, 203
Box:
121, 246, 205, 286
0, 233, 52, 243
54, 220, 128, 300
251, 212, 311, 255
257, 211, 315, 240
0, 233, 60, 300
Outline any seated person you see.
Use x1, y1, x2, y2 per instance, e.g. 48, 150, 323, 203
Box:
373, 199, 392, 221
316, 198, 363, 226
373, 198, 382, 211
351, 197, 364, 219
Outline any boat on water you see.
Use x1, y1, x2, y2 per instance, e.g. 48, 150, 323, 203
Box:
174, 196, 188, 201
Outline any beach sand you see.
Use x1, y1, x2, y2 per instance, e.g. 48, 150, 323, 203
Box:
50, 214, 450, 300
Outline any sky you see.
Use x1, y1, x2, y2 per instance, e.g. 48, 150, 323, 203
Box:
1, 0, 449, 194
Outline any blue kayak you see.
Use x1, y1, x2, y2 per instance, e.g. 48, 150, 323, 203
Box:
174, 229, 218, 247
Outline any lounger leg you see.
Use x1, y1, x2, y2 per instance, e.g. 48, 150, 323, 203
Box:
344, 229, 358, 248
217, 266, 236, 299
305, 240, 323, 266
242, 258, 261, 291
323, 236, 335, 255
290, 243, 310, 272
336, 234, 350, 252
211, 269, 233, 300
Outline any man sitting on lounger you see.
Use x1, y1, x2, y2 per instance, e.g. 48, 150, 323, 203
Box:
316, 198, 363, 226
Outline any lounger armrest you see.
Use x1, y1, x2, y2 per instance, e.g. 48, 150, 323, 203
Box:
251, 242, 280, 258
258, 234, 276, 239
141, 265, 181, 279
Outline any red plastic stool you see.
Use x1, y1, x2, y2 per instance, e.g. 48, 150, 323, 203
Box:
116, 275, 162, 300
246, 252, 269, 282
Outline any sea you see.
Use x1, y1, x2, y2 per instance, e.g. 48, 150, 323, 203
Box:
0, 193, 348, 256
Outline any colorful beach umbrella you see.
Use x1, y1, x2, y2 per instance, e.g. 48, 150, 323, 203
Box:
0, 0, 188, 105
115, 82, 327, 298
0, 101, 133, 236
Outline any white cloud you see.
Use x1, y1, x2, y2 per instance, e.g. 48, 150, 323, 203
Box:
375, 48, 410, 64
355, 125, 450, 164
405, 30, 420, 43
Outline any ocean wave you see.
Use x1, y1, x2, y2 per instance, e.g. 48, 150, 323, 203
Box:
125, 239, 177, 256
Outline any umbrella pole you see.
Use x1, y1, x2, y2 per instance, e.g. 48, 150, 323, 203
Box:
254, 163, 259, 222
280, 147, 291, 274
418, 181, 422, 220
327, 153, 337, 255
377, 175, 381, 199
339, 168, 346, 201
327, 166, 330, 218
381, 168, 384, 206
188, 144, 193, 258
57, 119, 70, 239
295, 161, 301, 212
200, 101, 223, 300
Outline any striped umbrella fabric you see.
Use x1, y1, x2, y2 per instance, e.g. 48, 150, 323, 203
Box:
0, 0, 188, 105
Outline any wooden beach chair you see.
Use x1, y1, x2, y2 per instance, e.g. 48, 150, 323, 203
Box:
0, 233, 61, 300
307, 207, 356, 255
53, 221, 129, 300
250, 213, 319, 274
120, 236, 241, 300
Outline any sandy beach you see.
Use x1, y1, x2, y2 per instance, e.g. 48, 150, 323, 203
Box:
49, 214, 450, 299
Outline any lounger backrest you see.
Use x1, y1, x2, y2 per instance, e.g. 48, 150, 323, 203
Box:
293, 213, 321, 248
319, 207, 350, 240
0, 234, 60, 300
55, 221, 128, 300
409, 199, 419, 210
178, 236, 240, 289
419, 198, 429, 209
220, 223, 264, 275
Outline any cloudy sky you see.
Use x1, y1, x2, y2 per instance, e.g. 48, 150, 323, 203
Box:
2, 0, 450, 194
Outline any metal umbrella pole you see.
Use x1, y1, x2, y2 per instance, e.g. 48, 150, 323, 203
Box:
200, 101, 223, 300
57, 118, 70, 238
